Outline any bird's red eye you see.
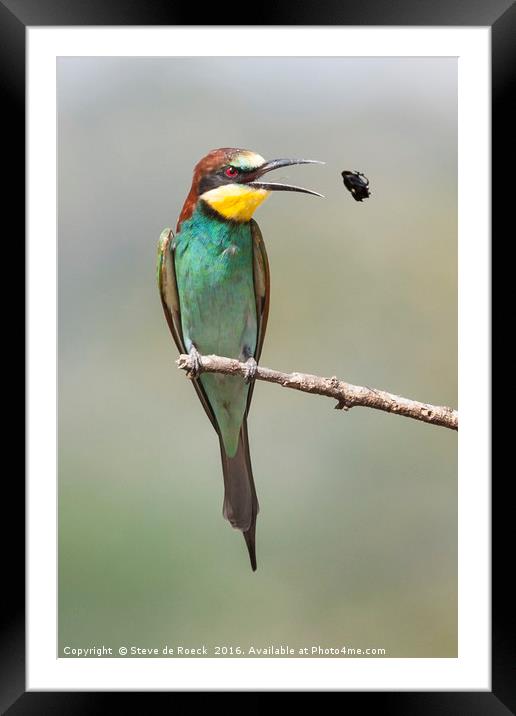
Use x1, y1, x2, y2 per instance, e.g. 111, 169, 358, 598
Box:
225, 166, 239, 178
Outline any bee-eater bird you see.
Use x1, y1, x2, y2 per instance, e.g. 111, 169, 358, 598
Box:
157, 148, 323, 571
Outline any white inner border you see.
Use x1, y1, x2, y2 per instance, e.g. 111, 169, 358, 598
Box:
27, 27, 490, 691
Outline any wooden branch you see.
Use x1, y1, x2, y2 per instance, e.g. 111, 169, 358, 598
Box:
176, 353, 458, 432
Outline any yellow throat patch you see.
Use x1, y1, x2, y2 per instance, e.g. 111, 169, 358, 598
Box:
201, 184, 271, 222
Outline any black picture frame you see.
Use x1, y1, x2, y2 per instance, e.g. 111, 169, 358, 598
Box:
4, 0, 507, 710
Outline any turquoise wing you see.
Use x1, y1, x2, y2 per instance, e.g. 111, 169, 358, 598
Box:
157, 228, 217, 430
246, 219, 270, 414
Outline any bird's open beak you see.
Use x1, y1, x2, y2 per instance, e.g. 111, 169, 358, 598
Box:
247, 158, 325, 197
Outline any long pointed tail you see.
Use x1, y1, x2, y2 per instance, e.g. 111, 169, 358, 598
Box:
219, 419, 259, 571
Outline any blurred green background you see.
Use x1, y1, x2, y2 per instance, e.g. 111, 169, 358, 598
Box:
58, 57, 457, 658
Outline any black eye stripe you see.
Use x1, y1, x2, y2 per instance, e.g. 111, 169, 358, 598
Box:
221, 165, 255, 174
199, 166, 258, 194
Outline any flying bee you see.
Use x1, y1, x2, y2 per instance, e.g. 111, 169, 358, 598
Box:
341, 170, 371, 202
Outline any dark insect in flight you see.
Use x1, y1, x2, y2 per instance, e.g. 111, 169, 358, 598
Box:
341, 170, 371, 202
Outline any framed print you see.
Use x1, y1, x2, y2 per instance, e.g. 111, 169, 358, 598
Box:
4, 0, 509, 710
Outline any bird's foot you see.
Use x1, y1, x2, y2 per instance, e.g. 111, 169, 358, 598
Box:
187, 346, 203, 379
243, 357, 258, 384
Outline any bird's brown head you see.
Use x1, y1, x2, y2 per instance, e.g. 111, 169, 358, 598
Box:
177, 147, 323, 230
